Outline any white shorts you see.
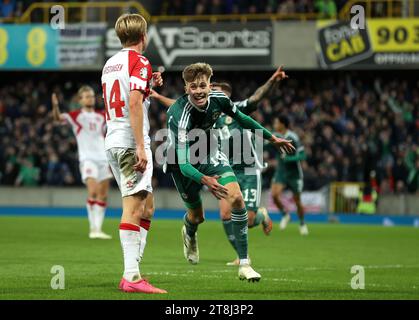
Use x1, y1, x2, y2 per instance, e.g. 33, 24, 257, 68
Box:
80, 160, 113, 184
106, 147, 153, 197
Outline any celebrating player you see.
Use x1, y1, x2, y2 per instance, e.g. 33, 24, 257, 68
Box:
101, 13, 166, 294
212, 68, 287, 266
152, 66, 288, 266
271, 115, 308, 235
164, 62, 295, 281
51, 87, 113, 240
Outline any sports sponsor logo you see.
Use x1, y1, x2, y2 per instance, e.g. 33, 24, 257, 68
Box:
106, 22, 272, 69
318, 19, 419, 69
318, 20, 372, 69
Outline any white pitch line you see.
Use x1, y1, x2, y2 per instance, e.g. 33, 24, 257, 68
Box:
142, 264, 419, 290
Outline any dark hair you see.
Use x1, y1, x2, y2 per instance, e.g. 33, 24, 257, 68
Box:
211, 82, 232, 95
276, 114, 290, 128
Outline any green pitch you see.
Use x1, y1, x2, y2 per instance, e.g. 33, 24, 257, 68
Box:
1, 215, 418, 300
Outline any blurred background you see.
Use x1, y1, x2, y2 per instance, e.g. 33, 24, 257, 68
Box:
0, 0, 418, 223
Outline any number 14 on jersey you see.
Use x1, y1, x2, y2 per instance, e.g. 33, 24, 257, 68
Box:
102, 79, 125, 120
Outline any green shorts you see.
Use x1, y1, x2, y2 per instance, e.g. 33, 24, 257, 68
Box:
234, 168, 262, 212
272, 170, 303, 194
170, 163, 237, 209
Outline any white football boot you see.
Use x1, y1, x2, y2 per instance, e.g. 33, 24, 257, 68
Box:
299, 224, 309, 236
181, 225, 199, 264
238, 264, 261, 282
89, 230, 112, 240
279, 213, 291, 230
259, 207, 273, 235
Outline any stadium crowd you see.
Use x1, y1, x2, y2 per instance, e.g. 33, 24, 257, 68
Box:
157, 0, 341, 16
1, 0, 402, 22
0, 1, 341, 19
1, 71, 417, 193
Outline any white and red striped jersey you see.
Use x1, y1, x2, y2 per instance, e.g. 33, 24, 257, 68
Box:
101, 48, 153, 150
62, 109, 107, 162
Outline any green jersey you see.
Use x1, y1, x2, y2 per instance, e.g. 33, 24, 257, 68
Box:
275, 130, 305, 178
214, 99, 264, 170
165, 91, 273, 184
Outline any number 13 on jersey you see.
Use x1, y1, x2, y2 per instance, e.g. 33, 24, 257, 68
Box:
102, 79, 125, 120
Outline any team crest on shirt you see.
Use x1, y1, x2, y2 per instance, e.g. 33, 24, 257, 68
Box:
213, 112, 221, 120
178, 130, 187, 143
225, 116, 233, 125
181, 193, 188, 200
140, 67, 148, 79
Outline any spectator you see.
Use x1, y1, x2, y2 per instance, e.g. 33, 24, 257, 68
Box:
278, 0, 297, 14
405, 144, 419, 193
14, 159, 40, 186
356, 184, 378, 215
315, 0, 337, 18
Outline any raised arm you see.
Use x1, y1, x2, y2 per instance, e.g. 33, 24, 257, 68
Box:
129, 90, 147, 173
51, 93, 67, 122
247, 65, 288, 107
150, 89, 176, 108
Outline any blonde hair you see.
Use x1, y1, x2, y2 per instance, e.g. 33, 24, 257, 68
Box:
115, 13, 147, 47
182, 63, 213, 84
78, 85, 94, 98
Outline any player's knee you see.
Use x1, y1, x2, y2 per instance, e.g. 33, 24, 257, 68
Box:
220, 210, 231, 220
229, 192, 244, 209
189, 215, 205, 225
143, 205, 155, 220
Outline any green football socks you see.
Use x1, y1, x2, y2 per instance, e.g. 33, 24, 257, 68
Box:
231, 207, 248, 260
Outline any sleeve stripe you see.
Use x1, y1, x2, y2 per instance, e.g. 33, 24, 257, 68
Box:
210, 90, 226, 96
179, 104, 192, 129
179, 104, 189, 128
180, 112, 191, 130
209, 93, 229, 99
130, 76, 147, 91
234, 100, 248, 107
179, 103, 189, 126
